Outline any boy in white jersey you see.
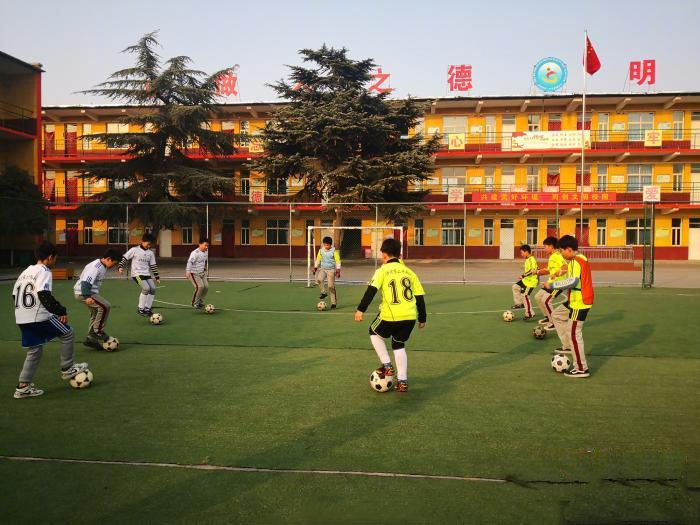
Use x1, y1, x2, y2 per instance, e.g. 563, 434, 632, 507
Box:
118, 233, 160, 316
11, 241, 89, 399
74, 248, 122, 349
186, 238, 209, 309
313, 236, 341, 309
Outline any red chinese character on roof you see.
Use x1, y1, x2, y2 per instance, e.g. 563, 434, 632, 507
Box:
629, 60, 656, 86
216, 69, 239, 97
369, 68, 394, 94
447, 65, 473, 92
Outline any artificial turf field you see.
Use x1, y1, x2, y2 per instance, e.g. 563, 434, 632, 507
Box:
0, 278, 699, 524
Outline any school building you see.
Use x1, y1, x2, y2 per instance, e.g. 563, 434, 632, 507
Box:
40, 92, 700, 261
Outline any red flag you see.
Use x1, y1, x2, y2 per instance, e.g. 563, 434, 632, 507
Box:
585, 36, 601, 75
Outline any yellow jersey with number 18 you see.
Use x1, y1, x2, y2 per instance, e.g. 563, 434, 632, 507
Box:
369, 260, 425, 322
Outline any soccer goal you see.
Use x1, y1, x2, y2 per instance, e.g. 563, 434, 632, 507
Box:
306, 225, 404, 287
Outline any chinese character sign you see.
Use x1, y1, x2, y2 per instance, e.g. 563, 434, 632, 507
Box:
629, 60, 656, 86
369, 68, 393, 94
216, 68, 239, 97
447, 65, 473, 92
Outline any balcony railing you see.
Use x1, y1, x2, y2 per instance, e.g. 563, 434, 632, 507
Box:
0, 100, 36, 135
421, 129, 700, 153
41, 179, 700, 205
42, 141, 260, 159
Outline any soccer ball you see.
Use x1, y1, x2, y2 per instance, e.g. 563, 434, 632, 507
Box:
551, 354, 571, 373
317, 301, 328, 311
101, 336, 119, 352
502, 310, 514, 322
370, 370, 394, 393
150, 312, 163, 325
204, 304, 216, 314
69, 369, 94, 389
533, 326, 547, 340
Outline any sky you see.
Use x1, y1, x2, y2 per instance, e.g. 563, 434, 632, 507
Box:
2, 0, 699, 106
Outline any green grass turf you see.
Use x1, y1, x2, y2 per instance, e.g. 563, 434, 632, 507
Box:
0, 278, 699, 524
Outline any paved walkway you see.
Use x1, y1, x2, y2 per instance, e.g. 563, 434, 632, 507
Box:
3, 258, 698, 288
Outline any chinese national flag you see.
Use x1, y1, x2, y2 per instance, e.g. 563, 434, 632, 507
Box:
585, 36, 601, 75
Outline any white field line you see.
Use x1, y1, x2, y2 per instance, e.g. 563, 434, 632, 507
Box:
154, 299, 505, 316
0, 455, 508, 484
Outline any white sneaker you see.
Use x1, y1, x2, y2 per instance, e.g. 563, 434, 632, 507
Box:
61, 362, 89, 380
565, 368, 590, 378
545, 323, 556, 331
537, 318, 549, 325
14, 383, 44, 399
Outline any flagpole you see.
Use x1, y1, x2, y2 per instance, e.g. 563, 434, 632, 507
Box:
580, 30, 587, 239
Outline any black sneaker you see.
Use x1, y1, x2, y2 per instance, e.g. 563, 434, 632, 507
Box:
143, 308, 153, 316
137, 308, 148, 316
83, 338, 101, 350
522, 314, 535, 321
511, 304, 524, 310
553, 347, 572, 354
330, 304, 337, 309
319, 293, 328, 300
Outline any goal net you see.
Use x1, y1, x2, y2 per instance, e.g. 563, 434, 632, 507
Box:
306, 225, 404, 287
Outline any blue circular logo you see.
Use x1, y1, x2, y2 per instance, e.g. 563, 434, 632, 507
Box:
533, 57, 568, 92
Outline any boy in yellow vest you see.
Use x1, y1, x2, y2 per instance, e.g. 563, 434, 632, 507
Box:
534, 237, 567, 331
511, 244, 538, 320
545, 235, 595, 378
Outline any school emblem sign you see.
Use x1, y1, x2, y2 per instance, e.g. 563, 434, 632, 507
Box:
533, 57, 568, 92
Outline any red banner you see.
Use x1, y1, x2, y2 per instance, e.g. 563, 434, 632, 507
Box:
472, 192, 617, 203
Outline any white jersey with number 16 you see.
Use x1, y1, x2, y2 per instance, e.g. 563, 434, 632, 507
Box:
13, 264, 53, 324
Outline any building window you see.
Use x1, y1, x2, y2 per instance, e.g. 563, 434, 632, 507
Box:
441, 219, 464, 246
672, 164, 684, 192
266, 219, 289, 245
671, 218, 681, 246
526, 218, 538, 245
596, 218, 607, 246
181, 227, 193, 245
484, 167, 495, 192
83, 220, 93, 245
673, 111, 684, 141
108, 222, 128, 244
576, 164, 591, 188
441, 167, 466, 192
627, 164, 653, 192
526, 166, 539, 192
527, 114, 540, 131
442, 116, 467, 144
628, 112, 654, 141
548, 114, 562, 131
547, 218, 558, 237
109, 179, 129, 191
239, 171, 250, 196
266, 177, 287, 195
240, 120, 250, 145
484, 218, 494, 246
597, 113, 609, 141
414, 219, 424, 246
546, 165, 560, 189
577, 113, 591, 130
597, 165, 608, 191
485, 116, 496, 143
241, 219, 250, 245
626, 218, 650, 245
501, 166, 515, 191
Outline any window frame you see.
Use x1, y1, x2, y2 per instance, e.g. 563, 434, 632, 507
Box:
266, 219, 289, 245
240, 219, 251, 245
483, 218, 494, 246
441, 218, 464, 246
526, 218, 539, 246
181, 227, 193, 245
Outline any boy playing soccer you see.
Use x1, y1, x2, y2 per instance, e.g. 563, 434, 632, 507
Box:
74, 248, 122, 349
534, 237, 567, 331
545, 235, 595, 378
313, 236, 341, 309
354, 238, 426, 393
118, 233, 160, 316
186, 238, 209, 309
12, 241, 89, 398
511, 244, 538, 321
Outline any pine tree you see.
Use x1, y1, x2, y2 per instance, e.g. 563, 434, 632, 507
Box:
78, 31, 242, 236
250, 45, 440, 224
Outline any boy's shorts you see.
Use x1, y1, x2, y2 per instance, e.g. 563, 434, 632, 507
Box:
369, 316, 416, 349
18, 318, 72, 348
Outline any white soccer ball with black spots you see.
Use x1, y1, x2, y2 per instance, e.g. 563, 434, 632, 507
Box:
204, 304, 216, 314
101, 336, 119, 352
317, 301, 327, 311
502, 310, 514, 322
551, 354, 570, 373
370, 370, 393, 393
69, 369, 94, 389
150, 312, 163, 325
